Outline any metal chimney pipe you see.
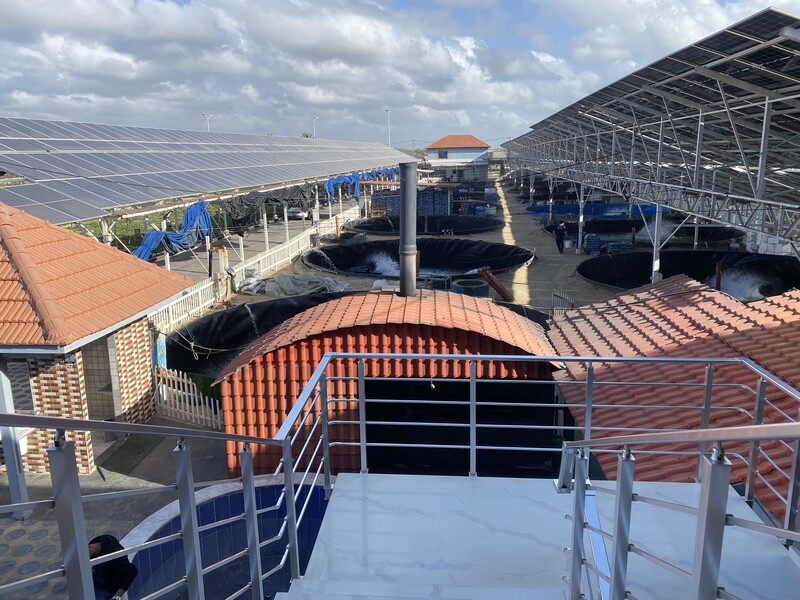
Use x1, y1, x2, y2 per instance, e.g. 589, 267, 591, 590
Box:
399, 161, 417, 297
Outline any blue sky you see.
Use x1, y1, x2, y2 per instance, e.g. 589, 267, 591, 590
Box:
0, 0, 795, 147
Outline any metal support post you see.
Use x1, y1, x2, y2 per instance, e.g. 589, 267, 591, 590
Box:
282, 437, 301, 580
609, 449, 635, 600
173, 438, 206, 599
239, 234, 245, 263
651, 206, 663, 283
693, 112, 705, 188
161, 216, 171, 270
569, 449, 589, 600
577, 185, 585, 254
240, 445, 265, 600
319, 374, 333, 498
656, 119, 664, 183
338, 186, 343, 215
697, 365, 714, 481
48, 430, 94, 599
469, 360, 477, 477
0, 362, 28, 518
784, 432, 800, 534
755, 101, 772, 200
584, 363, 594, 442
556, 447, 576, 493
261, 204, 269, 253
691, 446, 731, 599
283, 202, 290, 245
745, 378, 767, 502
357, 359, 368, 473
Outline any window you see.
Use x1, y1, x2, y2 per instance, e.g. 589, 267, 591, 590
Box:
437, 150, 448, 159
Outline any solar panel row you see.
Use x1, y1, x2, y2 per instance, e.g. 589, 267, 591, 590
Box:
0, 117, 408, 225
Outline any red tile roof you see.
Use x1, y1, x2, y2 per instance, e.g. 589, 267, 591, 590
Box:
425, 134, 491, 150
547, 274, 800, 521
0, 204, 192, 347
217, 289, 555, 382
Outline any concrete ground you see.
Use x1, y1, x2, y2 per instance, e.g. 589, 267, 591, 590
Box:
0, 178, 618, 599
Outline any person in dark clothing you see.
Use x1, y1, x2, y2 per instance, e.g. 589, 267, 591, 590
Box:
89, 534, 138, 600
554, 221, 567, 254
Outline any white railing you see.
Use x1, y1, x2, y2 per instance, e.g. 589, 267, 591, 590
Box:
154, 366, 221, 430
148, 205, 360, 332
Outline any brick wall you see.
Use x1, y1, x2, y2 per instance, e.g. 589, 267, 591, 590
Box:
114, 318, 156, 425
24, 352, 94, 474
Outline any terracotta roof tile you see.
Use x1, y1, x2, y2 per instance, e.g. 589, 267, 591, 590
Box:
0, 203, 192, 347
217, 289, 555, 382
425, 134, 491, 150
547, 274, 800, 521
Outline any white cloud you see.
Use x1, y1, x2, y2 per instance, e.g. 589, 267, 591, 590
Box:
0, 0, 793, 144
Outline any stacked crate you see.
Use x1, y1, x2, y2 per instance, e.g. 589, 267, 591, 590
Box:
370, 189, 451, 217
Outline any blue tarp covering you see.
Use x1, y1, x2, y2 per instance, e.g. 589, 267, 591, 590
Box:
525, 202, 667, 219
132, 200, 213, 261
324, 167, 399, 201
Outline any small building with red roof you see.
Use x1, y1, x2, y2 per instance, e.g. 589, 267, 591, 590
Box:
425, 134, 491, 182
0, 203, 192, 474
546, 274, 800, 523
215, 289, 556, 475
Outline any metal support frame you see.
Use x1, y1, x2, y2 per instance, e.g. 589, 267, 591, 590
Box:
756, 101, 772, 200
282, 436, 301, 580
569, 448, 589, 600
161, 216, 171, 270
785, 433, 800, 534
261, 204, 269, 252
283, 201, 290, 245
48, 430, 94, 600
174, 438, 205, 599
609, 449, 635, 600
469, 360, 477, 476
691, 447, 731, 599
584, 363, 594, 442
745, 378, 767, 502
240, 444, 265, 600
651, 205, 663, 283
319, 374, 333, 498
357, 359, 368, 473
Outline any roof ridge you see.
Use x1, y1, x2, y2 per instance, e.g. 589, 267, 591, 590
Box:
0, 208, 72, 345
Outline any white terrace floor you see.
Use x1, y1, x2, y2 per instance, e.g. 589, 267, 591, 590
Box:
278, 473, 800, 600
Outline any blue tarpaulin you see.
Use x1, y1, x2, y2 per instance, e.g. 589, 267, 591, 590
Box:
132, 200, 213, 261
324, 167, 399, 201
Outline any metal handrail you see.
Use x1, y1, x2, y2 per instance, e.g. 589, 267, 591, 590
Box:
0, 412, 280, 446
563, 421, 800, 449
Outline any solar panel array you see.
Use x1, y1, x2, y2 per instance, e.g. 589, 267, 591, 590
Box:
0, 118, 409, 224
504, 8, 800, 210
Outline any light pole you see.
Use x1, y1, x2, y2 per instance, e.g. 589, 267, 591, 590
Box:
385, 108, 391, 147
202, 112, 213, 132
313, 116, 319, 138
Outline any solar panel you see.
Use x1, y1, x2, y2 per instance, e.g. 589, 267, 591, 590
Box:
0, 116, 407, 224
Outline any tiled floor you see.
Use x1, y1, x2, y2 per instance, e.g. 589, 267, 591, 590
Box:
282, 473, 800, 600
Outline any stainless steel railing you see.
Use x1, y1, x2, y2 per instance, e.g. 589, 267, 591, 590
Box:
2, 352, 799, 599
558, 421, 800, 600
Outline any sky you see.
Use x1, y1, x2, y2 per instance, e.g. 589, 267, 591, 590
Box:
0, 0, 798, 148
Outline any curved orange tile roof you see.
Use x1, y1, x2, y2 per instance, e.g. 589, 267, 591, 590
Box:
0, 203, 193, 347
217, 289, 555, 382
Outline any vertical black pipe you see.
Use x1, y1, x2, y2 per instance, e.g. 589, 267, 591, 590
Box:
399, 161, 417, 297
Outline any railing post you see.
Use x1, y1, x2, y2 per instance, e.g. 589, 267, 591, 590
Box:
319, 374, 333, 498
568, 448, 589, 600
47, 430, 94, 600
174, 438, 205, 600
745, 378, 767, 502
785, 435, 800, 535
697, 364, 714, 481
691, 444, 731, 599
240, 444, 265, 600
584, 363, 594, 442
357, 358, 368, 473
282, 436, 301, 580
610, 448, 635, 600
556, 446, 576, 493
469, 360, 477, 477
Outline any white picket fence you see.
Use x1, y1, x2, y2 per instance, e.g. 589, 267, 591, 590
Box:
154, 366, 222, 430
